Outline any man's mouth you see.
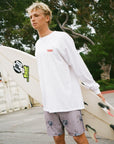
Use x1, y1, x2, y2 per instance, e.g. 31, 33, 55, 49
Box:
32, 23, 37, 26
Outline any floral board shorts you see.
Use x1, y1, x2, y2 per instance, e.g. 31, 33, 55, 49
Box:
44, 110, 85, 136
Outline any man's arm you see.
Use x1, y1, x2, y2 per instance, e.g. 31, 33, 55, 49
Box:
60, 32, 105, 102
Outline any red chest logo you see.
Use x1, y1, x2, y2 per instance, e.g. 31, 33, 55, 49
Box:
47, 49, 53, 52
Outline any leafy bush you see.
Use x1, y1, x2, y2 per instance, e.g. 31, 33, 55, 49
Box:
97, 79, 114, 91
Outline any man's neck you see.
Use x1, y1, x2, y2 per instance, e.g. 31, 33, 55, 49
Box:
38, 27, 52, 38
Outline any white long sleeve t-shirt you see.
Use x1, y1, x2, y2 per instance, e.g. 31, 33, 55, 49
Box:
35, 31, 100, 113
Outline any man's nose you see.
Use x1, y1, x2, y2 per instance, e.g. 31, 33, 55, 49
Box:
31, 16, 35, 21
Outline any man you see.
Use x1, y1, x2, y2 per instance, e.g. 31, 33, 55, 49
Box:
26, 2, 105, 144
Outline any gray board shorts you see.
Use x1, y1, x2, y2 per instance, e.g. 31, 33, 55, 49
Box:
44, 110, 85, 136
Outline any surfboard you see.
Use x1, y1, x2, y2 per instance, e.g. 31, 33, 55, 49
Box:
0, 46, 114, 141
81, 84, 114, 141
0, 45, 42, 104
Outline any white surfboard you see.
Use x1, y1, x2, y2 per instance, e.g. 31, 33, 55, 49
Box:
0, 46, 42, 104
0, 46, 114, 141
81, 84, 114, 141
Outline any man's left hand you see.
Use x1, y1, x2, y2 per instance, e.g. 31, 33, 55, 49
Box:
97, 93, 105, 102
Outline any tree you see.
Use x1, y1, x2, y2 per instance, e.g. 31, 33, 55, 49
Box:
85, 0, 114, 79
0, 0, 94, 54
0, 0, 37, 54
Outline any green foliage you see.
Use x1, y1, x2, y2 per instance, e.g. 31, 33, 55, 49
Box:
81, 53, 103, 81
0, 0, 37, 54
110, 65, 114, 79
97, 79, 114, 91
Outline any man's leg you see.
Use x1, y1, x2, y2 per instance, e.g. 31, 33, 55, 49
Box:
59, 110, 88, 144
73, 133, 89, 144
53, 133, 88, 144
44, 110, 88, 144
53, 134, 65, 144
44, 111, 65, 144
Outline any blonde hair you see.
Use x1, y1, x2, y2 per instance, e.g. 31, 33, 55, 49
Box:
26, 1, 52, 24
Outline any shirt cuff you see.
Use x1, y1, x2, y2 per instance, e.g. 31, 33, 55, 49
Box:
94, 88, 101, 95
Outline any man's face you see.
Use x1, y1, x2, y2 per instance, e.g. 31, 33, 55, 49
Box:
30, 9, 49, 31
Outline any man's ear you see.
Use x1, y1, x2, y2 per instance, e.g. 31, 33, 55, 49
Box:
45, 15, 50, 23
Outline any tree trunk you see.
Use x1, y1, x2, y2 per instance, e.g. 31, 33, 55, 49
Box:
100, 63, 111, 80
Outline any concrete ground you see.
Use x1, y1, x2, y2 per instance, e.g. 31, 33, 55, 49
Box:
0, 93, 114, 144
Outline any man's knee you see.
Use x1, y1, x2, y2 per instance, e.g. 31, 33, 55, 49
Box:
53, 134, 65, 144
73, 133, 89, 144
54, 136, 62, 142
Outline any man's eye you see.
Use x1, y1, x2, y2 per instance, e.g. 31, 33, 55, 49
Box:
34, 14, 39, 17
